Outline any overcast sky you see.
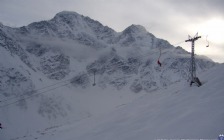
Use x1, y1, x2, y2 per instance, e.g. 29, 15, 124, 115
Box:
0, 0, 223, 62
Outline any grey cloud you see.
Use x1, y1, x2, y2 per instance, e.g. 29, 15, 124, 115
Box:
164, 0, 224, 18
0, 0, 223, 62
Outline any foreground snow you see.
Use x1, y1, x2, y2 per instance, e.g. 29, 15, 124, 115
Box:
5, 64, 222, 140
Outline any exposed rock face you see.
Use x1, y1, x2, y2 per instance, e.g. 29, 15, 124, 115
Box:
0, 66, 34, 98
40, 53, 70, 80
70, 72, 90, 88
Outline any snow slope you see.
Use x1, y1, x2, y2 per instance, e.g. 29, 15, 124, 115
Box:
27, 64, 224, 140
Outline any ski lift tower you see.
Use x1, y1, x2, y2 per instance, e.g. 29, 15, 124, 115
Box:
185, 33, 202, 87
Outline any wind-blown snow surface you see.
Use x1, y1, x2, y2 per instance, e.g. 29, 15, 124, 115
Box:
4, 64, 223, 140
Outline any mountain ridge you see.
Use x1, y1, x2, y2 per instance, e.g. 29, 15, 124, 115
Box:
0, 10, 217, 99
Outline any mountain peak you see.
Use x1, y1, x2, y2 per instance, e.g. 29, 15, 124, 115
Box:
123, 24, 147, 34
52, 11, 83, 24
54, 11, 81, 17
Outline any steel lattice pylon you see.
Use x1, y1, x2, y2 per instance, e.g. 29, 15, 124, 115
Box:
185, 33, 202, 87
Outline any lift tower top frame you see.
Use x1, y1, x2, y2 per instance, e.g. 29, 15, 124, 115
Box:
185, 34, 202, 87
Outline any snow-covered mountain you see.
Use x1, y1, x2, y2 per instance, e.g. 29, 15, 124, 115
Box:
0, 11, 219, 140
